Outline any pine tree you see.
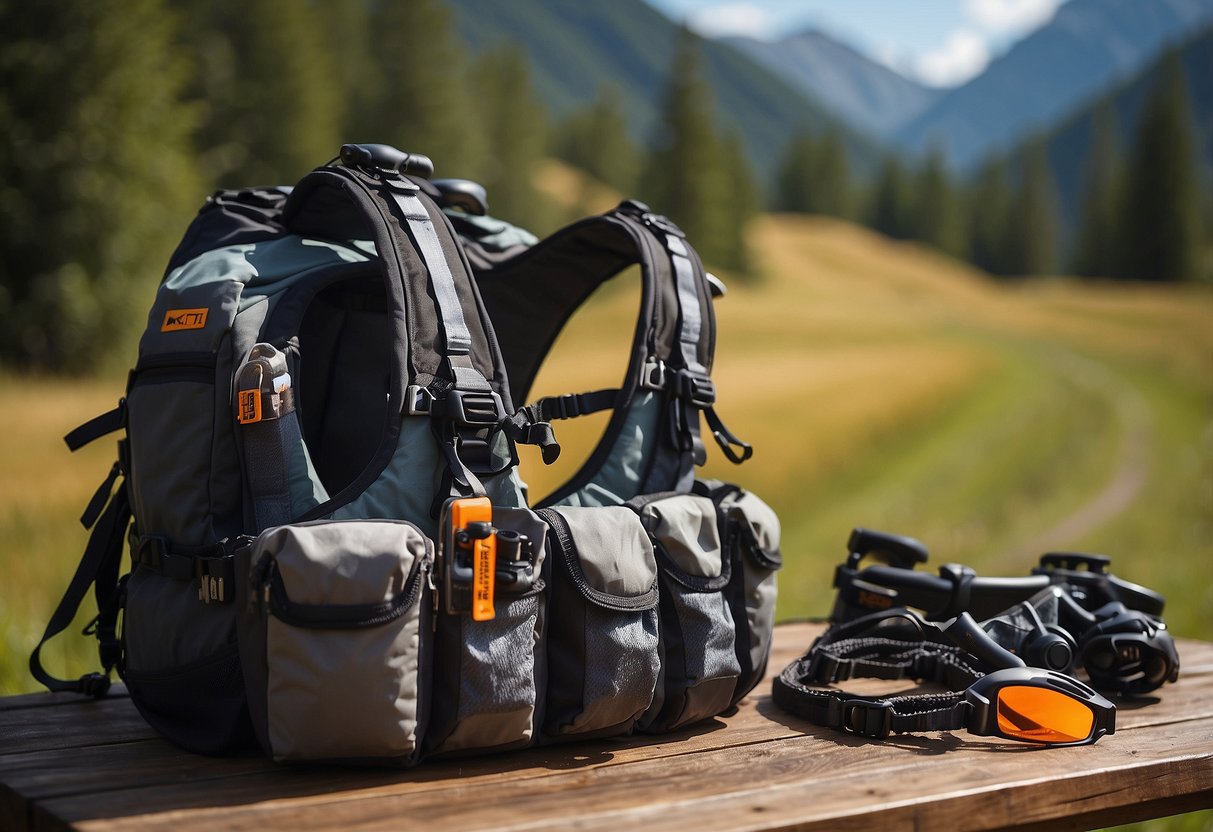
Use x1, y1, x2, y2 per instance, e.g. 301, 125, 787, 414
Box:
641, 28, 734, 269
1071, 101, 1123, 279
1118, 51, 1203, 282
967, 157, 1014, 275
773, 133, 817, 213
719, 132, 760, 276
0, 0, 201, 370
913, 147, 965, 257
1003, 141, 1060, 276
319, 0, 380, 141
554, 85, 639, 194
180, 0, 342, 186
363, 0, 485, 179
469, 46, 550, 231
870, 155, 913, 240
813, 130, 853, 220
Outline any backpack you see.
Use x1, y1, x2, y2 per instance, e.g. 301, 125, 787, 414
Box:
33, 144, 782, 763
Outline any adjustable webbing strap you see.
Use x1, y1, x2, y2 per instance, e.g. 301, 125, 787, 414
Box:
64, 400, 126, 452
771, 622, 986, 739
29, 472, 129, 697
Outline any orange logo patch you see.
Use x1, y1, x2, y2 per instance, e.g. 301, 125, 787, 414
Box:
237, 389, 261, 425
161, 308, 209, 332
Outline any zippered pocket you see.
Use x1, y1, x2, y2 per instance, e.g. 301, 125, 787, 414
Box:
537, 506, 660, 741
629, 492, 741, 732
426, 507, 548, 757
235, 520, 432, 764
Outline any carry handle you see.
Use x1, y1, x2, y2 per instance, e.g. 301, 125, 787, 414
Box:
339, 143, 434, 179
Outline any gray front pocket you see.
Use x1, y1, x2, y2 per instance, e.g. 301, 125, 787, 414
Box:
630, 493, 741, 732
426, 507, 548, 757
236, 520, 432, 764
537, 506, 660, 741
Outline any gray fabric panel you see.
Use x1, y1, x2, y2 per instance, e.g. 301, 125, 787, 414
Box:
257, 521, 428, 761
640, 494, 722, 578
671, 588, 740, 686
434, 593, 539, 753
333, 417, 441, 538
556, 606, 659, 736
552, 505, 658, 598
561, 392, 661, 508
141, 280, 243, 357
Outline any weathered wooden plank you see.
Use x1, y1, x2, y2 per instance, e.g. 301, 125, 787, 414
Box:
4, 624, 1211, 832
0, 686, 127, 714
0, 696, 155, 757
54, 715, 1213, 832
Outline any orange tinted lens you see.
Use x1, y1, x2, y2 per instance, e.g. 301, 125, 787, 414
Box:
996, 686, 1095, 743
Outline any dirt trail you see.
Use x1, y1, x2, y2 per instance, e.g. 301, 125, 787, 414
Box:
1004, 351, 1152, 560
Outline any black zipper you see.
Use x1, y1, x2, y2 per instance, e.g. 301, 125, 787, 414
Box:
130, 352, 217, 387
536, 508, 658, 612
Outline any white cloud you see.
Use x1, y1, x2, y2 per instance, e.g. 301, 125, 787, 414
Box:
965, 0, 1062, 35
686, 3, 777, 40
914, 28, 990, 87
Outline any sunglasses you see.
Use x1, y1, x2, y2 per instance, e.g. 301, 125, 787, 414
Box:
966, 667, 1116, 745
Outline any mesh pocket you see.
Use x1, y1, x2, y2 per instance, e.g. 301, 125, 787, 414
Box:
538, 506, 660, 741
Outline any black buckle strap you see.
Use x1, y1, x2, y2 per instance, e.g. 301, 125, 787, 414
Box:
64, 400, 127, 452
839, 699, 894, 739
132, 535, 240, 605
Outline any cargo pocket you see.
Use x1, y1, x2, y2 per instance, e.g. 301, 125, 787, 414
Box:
700, 481, 782, 705
629, 492, 741, 732
426, 507, 548, 757
235, 520, 432, 764
537, 505, 660, 741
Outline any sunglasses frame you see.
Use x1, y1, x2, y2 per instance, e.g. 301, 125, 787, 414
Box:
965, 667, 1116, 746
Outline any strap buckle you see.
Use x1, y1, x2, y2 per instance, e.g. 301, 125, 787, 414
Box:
406, 385, 505, 426
640, 359, 667, 391
840, 699, 893, 739
673, 369, 716, 409
196, 556, 231, 605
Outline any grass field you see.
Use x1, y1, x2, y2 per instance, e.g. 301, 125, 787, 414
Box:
2, 210, 1210, 710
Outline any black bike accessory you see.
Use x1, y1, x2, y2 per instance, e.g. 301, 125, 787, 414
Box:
845, 527, 929, 570
1075, 602, 1180, 695
432, 179, 488, 216
771, 608, 1116, 745
1034, 553, 1166, 617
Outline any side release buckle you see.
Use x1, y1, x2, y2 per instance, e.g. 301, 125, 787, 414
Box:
840, 699, 893, 739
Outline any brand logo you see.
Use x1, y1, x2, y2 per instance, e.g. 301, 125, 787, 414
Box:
161, 308, 209, 332
237, 389, 261, 425
858, 590, 893, 610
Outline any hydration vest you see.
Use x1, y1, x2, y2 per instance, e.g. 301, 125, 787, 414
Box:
34, 144, 781, 763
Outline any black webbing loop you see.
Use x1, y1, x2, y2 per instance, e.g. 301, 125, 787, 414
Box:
705, 406, 753, 464
29, 477, 130, 697
80, 462, 122, 529
64, 400, 126, 452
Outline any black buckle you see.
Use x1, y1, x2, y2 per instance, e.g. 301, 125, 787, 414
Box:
674, 369, 716, 409
807, 652, 850, 684
406, 385, 505, 426
134, 535, 167, 571
640, 359, 667, 392
841, 699, 893, 739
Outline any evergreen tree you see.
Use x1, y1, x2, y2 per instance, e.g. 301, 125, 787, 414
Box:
773, 133, 817, 214
0, 0, 201, 370
1118, 51, 1203, 282
813, 130, 853, 220
967, 157, 1014, 275
180, 0, 342, 186
319, 0, 380, 141
870, 155, 913, 240
1003, 141, 1060, 276
363, 0, 485, 179
719, 132, 760, 276
913, 147, 965, 257
640, 28, 735, 269
1071, 101, 1123, 278
554, 85, 639, 194
469, 46, 550, 231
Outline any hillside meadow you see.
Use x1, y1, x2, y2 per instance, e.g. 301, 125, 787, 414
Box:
1, 210, 1210, 699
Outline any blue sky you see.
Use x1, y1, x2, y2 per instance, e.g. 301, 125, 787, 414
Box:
644, 0, 1070, 87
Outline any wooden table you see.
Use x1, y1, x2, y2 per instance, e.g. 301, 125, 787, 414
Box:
2, 623, 1210, 831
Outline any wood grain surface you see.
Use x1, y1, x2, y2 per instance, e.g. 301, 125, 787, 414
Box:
2, 623, 1210, 832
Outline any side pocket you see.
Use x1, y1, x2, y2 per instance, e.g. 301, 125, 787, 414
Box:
630, 493, 741, 732
711, 483, 782, 704
426, 507, 547, 757
537, 506, 660, 741
236, 520, 432, 764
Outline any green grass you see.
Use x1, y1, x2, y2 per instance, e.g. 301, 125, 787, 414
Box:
2, 212, 1210, 705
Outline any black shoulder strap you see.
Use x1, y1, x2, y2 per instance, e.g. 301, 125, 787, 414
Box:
283, 162, 514, 505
